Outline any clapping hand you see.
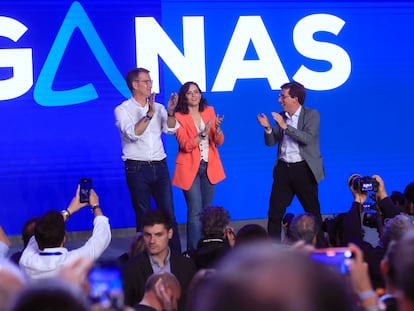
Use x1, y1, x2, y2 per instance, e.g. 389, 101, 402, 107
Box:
147, 92, 155, 118
167, 92, 178, 115
271, 112, 287, 129
257, 113, 271, 130
216, 114, 224, 128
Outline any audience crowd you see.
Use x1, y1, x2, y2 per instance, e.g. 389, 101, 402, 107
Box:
1, 175, 414, 311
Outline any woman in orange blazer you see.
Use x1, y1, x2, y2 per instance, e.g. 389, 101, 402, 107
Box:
172, 81, 226, 252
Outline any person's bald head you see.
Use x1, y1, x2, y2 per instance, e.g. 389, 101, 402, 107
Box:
146, 271, 181, 296
143, 271, 181, 311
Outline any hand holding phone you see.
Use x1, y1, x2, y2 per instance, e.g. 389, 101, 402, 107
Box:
346, 243, 375, 296
79, 178, 92, 203
310, 247, 354, 274
88, 260, 124, 311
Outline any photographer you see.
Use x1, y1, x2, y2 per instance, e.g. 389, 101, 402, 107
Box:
343, 174, 399, 289
19, 185, 111, 279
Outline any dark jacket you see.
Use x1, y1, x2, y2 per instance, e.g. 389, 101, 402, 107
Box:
122, 249, 196, 311
343, 196, 400, 289
194, 237, 231, 269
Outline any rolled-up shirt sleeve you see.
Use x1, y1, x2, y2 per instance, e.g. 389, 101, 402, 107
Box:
115, 105, 140, 141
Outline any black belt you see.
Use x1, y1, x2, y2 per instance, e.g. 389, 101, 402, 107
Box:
125, 158, 166, 165
278, 159, 306, 168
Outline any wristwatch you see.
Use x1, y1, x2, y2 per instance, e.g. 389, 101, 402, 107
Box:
61, 209, 71, 220
91, 204, 101, 213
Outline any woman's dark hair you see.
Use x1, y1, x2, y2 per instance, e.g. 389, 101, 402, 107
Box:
175, 81, 207, 114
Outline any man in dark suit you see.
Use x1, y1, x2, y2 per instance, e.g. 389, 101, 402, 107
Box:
122, 209, 196, 311
257, 81, 324, 242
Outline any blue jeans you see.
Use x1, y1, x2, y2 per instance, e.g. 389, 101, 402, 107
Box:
124, 159, 181, 253
183, 160, 216, 252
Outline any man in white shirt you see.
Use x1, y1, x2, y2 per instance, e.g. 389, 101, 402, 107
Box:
19, 186, 111, 279
114, 67, 181, 252
257, 81, 325, 244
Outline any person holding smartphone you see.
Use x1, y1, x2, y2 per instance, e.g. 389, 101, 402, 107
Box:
19, 185, 111, 279
171, 81, 226, 253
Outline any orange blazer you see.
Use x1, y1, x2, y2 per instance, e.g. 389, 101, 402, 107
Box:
172, 106, 225, 190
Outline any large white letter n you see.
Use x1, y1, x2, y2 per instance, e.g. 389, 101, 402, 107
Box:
135, 16, 206, 93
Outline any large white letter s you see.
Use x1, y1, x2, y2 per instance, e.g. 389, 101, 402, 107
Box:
293, 14, 351, 90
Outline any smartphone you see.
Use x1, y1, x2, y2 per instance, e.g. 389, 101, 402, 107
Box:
310, 247, 354, 274
79, 178, 92, 203
88, 260, 124, 310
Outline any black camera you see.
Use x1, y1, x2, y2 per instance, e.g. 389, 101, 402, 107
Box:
348, 174, 379, 193
363, 210, 379, 229
362, 199, 380, 229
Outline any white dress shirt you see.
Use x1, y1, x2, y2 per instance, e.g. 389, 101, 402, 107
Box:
114, 97, 179, 161
19, 215, 111, 279
280, 106, 304, 163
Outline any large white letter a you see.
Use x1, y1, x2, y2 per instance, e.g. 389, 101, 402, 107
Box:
212, 16, 288, 92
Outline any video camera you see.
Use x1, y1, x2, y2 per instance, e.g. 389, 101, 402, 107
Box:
362, 194, 380, 228
348, 174, 381, 229
348, 174, 379, 193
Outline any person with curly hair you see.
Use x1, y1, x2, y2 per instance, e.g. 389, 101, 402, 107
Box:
192, 206, 235, 269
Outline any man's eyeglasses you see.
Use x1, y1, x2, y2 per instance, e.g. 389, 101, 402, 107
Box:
134, 79, 153, 84
279, 93, 292, 99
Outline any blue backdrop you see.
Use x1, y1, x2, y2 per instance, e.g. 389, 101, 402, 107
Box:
1, 0, 413, 234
